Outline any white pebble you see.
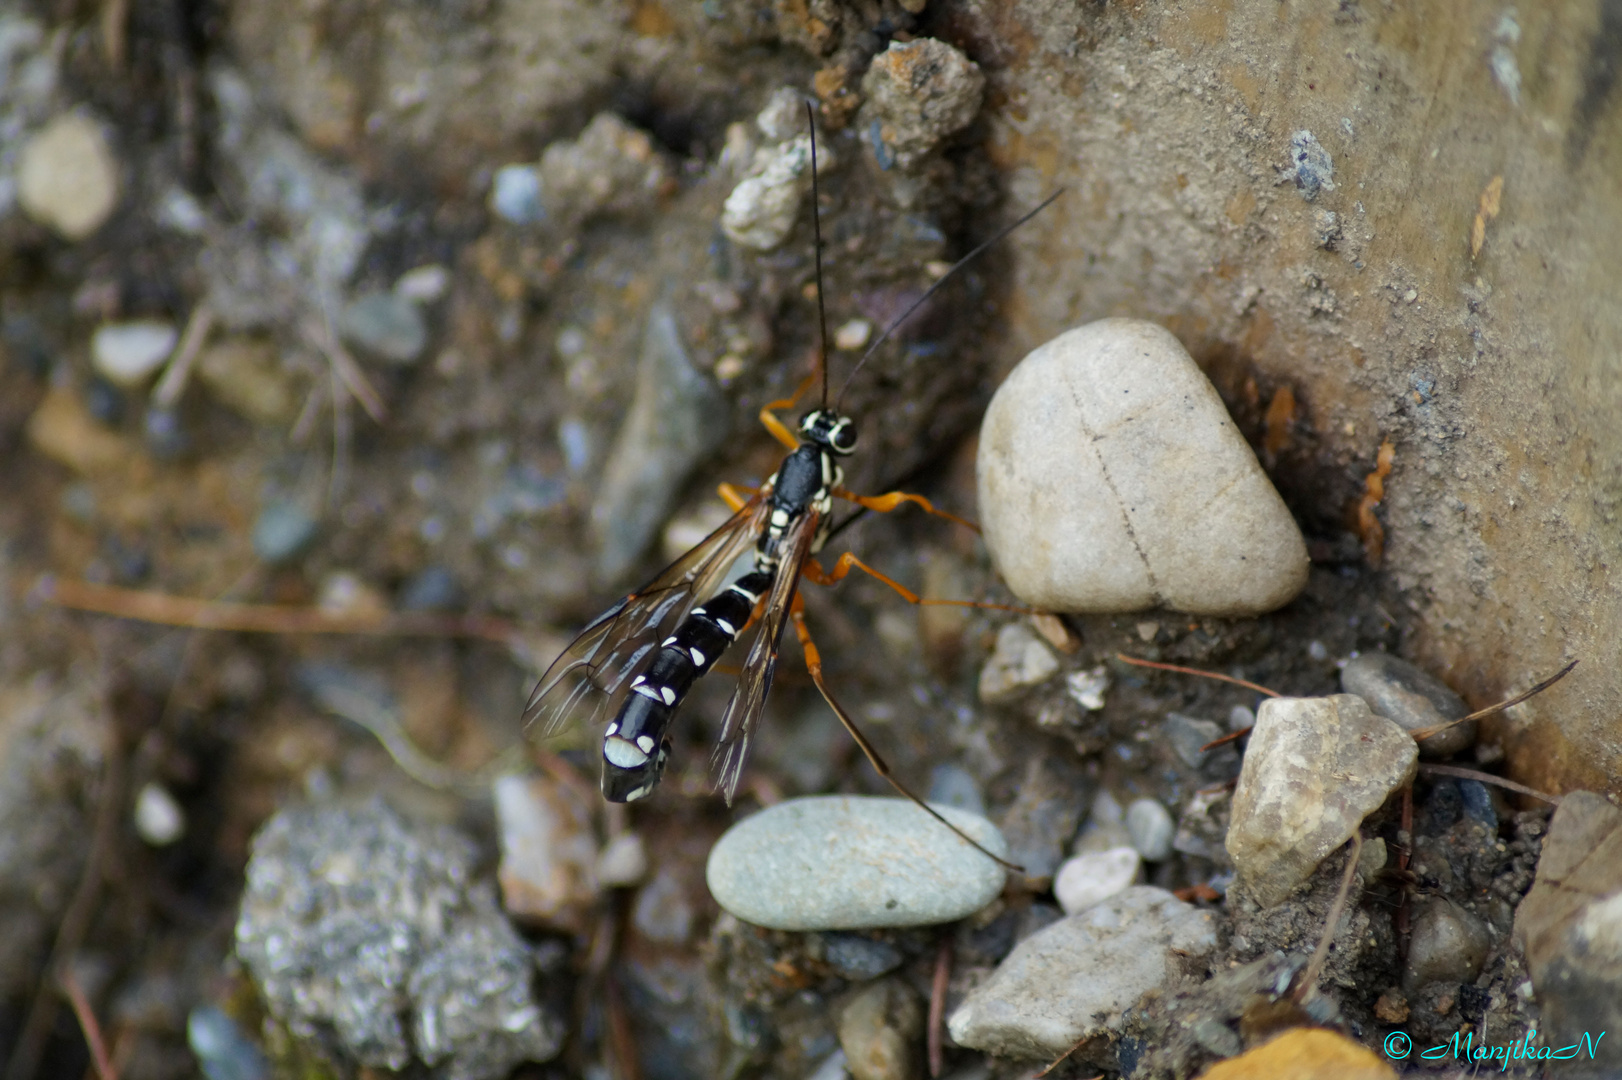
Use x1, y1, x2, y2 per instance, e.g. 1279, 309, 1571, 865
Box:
595, 831, 648, 888
134, 782, 185, 845
91, 320, 177, 386
1065, 666, 1109, 711
833, 318, 872, 352
490, 164, 543, 224
1053, 847, 1141, 914
394, 264, 451, 303
721, 136, 818, 251
1125, 797, 1175, 861
17, 113, 120, 240
977, 318, 1309, 616
977, 622, 1059, 704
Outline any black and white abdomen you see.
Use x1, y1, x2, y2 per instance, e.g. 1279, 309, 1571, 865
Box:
601, 570, 771, 800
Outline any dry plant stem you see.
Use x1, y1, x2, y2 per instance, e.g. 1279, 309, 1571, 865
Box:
1113, 654, 1281, 697
151, 304, 214, 409
1294, 832, 1362, 1006
1418, 763, 1563, 806
5, 685, 124, 1080
1411, 659, 1579, 743
604, 974, 641, 1080
35, 576, 520, 644
59, 967, 117, 1080
928, 936, 951, 1079
1396, 784, 1414, 947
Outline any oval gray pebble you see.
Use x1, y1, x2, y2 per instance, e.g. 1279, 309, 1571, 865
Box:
706, 796, 1008, 931
1340, 651, 1476, 758
1125, 797, 1175, 862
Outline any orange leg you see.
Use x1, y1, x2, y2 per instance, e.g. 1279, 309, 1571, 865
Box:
833, 487, 980, 534
788, 591, 1022, 873
803, 551, 1034, 615
717, 482, 756, 512
760, 373, 817, 451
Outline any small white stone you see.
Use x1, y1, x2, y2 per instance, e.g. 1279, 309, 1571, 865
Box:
17, 113, 120, 240
595, 831, 649, 887
134, 782, 185, 846
1065, 666, 1109, 711
977, 622, 1059, 704
1054, 847, 1141, 914
721, 135, 830, 251
833, 318, 872, 352
91, 320, 178, 387
1125, 798, 1175, 861
395, 264, 450, 303
493, 774, 599, 932
977, 319, 1309, 616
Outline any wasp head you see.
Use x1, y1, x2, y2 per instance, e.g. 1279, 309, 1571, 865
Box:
799, 409, 858, 456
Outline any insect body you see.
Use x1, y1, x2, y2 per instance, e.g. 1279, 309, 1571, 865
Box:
595, 408, 855, 801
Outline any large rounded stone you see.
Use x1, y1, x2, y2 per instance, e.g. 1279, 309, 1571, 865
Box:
976, 318, 1308, 615
705, 796, 1007, 931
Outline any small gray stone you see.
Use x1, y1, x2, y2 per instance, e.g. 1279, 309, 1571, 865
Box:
1163, 712, 1240, 779
977, 319, 1309, 616
235, 799, 563, 1077
251, 501, 318, 563
1125, 798, 1176, 862
947, 887, 1219, 1060
1404, 898, 1491, 991
187, 1005, 269, 1080
837, 977, 923, 1080
91, 320, 177, 387
976, 622, 1058, 704
927, 763, 985, 817
1340, 652, 1476, 758
590, 301, 729, 583
822, 933, 904, 981
489, 164, 543, 224
705, 796, 1007, 931
996, 756, 1086, 882
1225, 695, 1417, 908
858, 39, 985, 170
339, 291, 428, 365
1285, 130, 1336, 199
1513, 791, 1622, 1058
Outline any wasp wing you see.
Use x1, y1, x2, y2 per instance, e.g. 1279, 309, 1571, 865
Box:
524, 493, 768, 740
709, 507, 819, 803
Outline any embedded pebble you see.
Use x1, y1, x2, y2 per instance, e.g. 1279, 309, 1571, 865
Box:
1053, 847, 1140, 914
251, 502, 318, 564
493, 773, 599, 933
1065, 666, 1109, 710
197, 338, 298, 425
947, 887, 1219, 1059
834, 318, 872, 351
704, 795, 1007, 931
1163, 712, 1238, 778
997, 758, 1087, 883
976, 319, 1309, 616
1125, 798, 1176, 862
590, 302, 729, 582
91, 320, 177, 387
489, 164, 544, 224
187, 1005, 269, 1080
338, 291, 428, 365
1513, 790, 1622, 1047
1340, 651, 1476, 758
235, 799, 564, 1075
837, 978, 922, 1080
1225, 694, 1417, 907
395, 264, 451, 303
859, 39, 985, 170
1286, 130, 1336, 199
134, 781, 185, 846
17, 113, 120, 240
976, 621, 1059, 703
1403, 898, 1491, 991
721, 134, 816, 251
822, 933, 904, 981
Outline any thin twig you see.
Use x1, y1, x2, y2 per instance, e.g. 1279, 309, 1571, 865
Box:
928, 936, 951, 1079
1114, 654, 1280, 697
150, 304, 214, 409
1412, 659, 1578, 742
33, 576, 521, 644
1294, 832, 1362, 1005
60, 967, 117, 1080
1418, 763, 1562, 806
5, 681, 124, 1080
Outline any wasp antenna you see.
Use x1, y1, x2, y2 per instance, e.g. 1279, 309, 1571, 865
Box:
836, 188, 1067, 409
803, 102, 833, 409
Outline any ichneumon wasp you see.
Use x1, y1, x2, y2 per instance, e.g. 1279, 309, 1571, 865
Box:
524, 103, 1059, 871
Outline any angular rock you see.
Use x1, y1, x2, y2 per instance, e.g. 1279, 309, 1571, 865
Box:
705, 796, 1007, 931
1513, 790, 1622, 1055
947, 886, 1218, 1060
338, 291, 428, 365
837, 977, 922, 1080
859, 39, 985, 170
976, 319, 1309, 616
1340, 651, 1476, 758
721, 134, 815, 251
977, 621, 1059, 704
1053, 847, 1140, 915
1225, 695, 1417, 907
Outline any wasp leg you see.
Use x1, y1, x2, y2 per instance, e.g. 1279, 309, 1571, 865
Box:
788, 592, 1024, 873
716, 482, 759, 512
803, 552, 1034, 615
832, 487, 980, 533
760, 373, 818, 450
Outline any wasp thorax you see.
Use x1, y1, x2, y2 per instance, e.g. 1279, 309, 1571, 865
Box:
800, 409, 858, 455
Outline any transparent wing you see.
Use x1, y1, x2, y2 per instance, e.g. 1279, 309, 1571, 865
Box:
709, 508, 818, 802
523, 493, 767, 740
